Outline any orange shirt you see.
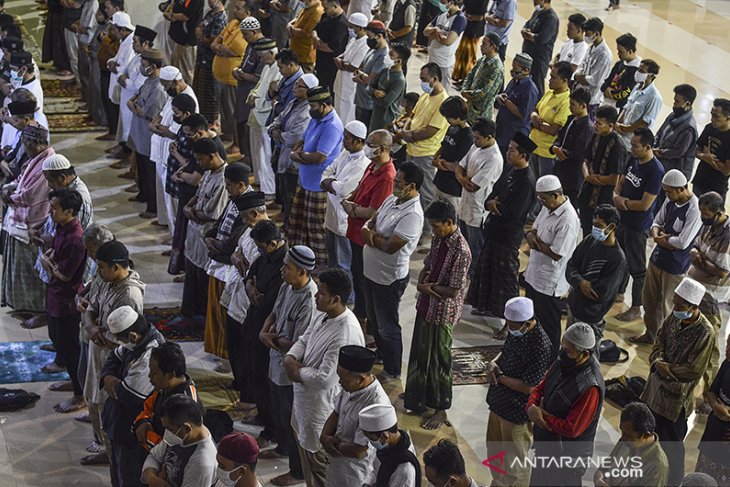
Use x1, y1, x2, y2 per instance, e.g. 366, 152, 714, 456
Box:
290, 3, 324, 65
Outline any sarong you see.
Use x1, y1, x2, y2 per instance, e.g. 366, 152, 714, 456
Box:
404, 313, 453, 412
453, 36, 480, 82
1, 237, 46, 313
466, 238, 518, 317
204, 276, 228, 358
286, 186, 327, 265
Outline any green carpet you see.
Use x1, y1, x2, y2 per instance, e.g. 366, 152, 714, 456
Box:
0, 340, 69, 385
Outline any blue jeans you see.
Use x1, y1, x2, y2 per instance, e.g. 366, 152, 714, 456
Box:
325, 229, 354, 303
458, 220, 484, 279
364, 276, 409, 377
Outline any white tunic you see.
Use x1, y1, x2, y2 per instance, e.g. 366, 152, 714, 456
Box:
150, 85, 198, 165
289, 309, 365, 452
251, 63, 282, 127
118, 54, 146, 142
457, 143, 503, 228
108, 33, 135, 100
334, 35, 369, 126
222, 227, 261, 322
321, 148, 370, 236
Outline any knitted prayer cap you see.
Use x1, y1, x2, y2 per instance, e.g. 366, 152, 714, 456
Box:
287, 245, 316, 270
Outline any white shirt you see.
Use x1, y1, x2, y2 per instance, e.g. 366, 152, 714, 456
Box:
222, 227, 261, 323
109, 34, 135, 99
457, 143, 503, 228
576, 39, 613, 106
334, 36, 369, 125
288, 309, 365, 452
557, 38, 588, 68
151, 85, 198, 165
363, 194, 423, 285
252, 63, 282, 126
321, 149, 370, 236
524, 198, 580, 296
325, 380, 390, 487
427, 11, 464, 68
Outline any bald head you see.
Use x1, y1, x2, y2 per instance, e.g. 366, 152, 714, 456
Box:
368, 129, 393, 150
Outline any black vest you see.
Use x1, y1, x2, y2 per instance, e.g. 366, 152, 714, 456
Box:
390, 0, 415, 46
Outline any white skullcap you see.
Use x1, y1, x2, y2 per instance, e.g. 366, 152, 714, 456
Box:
111, 12, 134, 31
348, 12, 368, 28
662, 169, 688, 188
107, 305, 139, 334
504, 296, 533, 322
536, 174, 562, 193
300, 73, 319, 89
674, 277, 706, 306
359, 403, 397, 432
240, 16, 261, 31
563, 322, 596, 350
42, 154, 71, 171
159, 66, 182, 81
345, 120, 367, 140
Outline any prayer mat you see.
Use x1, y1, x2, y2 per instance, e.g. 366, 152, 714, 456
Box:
40, 78, 83, 99
44, 98, 88, 115
187, 367, 246, 422
46, 113, 106, 133
146, 307, 205, 342
0, 340, 69, 385
451, 345, 503, 385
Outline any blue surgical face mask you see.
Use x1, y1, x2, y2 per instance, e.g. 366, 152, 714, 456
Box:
591, 226, 608, 242
370, 438, 388, 450
420, 81, 433, 94
673, 309, 693, 320
348, 28, 356, 38
508, 329, 524, 338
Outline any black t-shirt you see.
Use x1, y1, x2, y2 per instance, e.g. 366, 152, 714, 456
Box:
462, 0, 488, 38
699, 360, 730, 458
433, 125, 472, 197
168, 0, 204, 46
578, 131, 625, 208
692, 124, 730, 195
314, 13, 350, 86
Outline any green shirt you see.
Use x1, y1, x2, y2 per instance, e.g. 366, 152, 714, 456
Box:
462, 54, 504, 123
602, 435, 669, 487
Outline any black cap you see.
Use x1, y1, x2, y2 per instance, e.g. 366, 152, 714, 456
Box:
96, 240, 130, 265
234, 190, 266, 211
1, 36, 23, 52
306, 85, 331, 102
338, 345, 377, 373
224, 163, 251, 183
10, 51, 32, 68
512, 131, 538, 154
134, 25, 158, 43
8, 100, 36, 116
192, 137, 219, 155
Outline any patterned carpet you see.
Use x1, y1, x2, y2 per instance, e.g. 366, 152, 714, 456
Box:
452, 345, 502, 385
41, 79, 106, 133
0, 340, 69, 385
146, 307, 205, 342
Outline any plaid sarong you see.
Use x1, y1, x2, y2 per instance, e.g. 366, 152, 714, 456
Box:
466, 238, 519, 318
286, 186, 327, 265
1, 236, 46, 313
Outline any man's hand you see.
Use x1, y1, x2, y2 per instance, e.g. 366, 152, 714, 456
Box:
655, 361, 677, 380
135, 422, 152, 445
40, 249, 55, 272
653, 233, 672, 249
76, 295, 91, 313
612, 194, 629, 211
283, 355, 303, 382
321, 435, 343, 457
373, 89, 386, 99
579, 280, 599, 301
525, 232, 542, 252
690, 248, 704, 267
713, 403, 730, 422
527, 404, 551, 431
553, 146, 567, 161
259, 331, 278, 350
361, 226, 375, 247
321, 178, 336, 194
103, 376, 121, 399
485, 362, 501, 385
486, 198, 501, 216
416, 282, 440, 298
594, 470, 610, 487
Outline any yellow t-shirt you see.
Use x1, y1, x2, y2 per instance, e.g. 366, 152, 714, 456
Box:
290, 4, 324, 65
406, 91, 449, 158
529, 88, 571, 158
212, 20, 246, 86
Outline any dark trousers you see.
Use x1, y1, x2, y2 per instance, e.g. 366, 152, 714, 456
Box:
279, 172, 299, 229
525, 282, 563, 360
48, 313, 83, 396
270, 382, 305, 479
363, 276, 409, 377
100, 70, 119, 134
498, 43, 507, 62
617, 224, 648, 307
577, 200, 595, 238
693, 183, 726, 203
653, 408, 688, 486
109, 443, 146, 487
226, 314, 244, 391
181, 258, 208, 317
355, 107, 372, 128
530, 59, 549, 98
135, 152, 157, 214
350, 241, 366, 320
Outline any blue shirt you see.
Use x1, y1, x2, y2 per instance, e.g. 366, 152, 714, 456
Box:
619, 156, 664, 232
622, 82, 663, 129
495, 77, 539, 148
485, 0, 517, 45
272, 68, 304, 119
300, 110, 343, 191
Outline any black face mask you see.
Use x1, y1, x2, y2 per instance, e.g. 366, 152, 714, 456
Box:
172, 115, 182, 124
559, 349, 578, 369
166, 88, 178, 97
672, 105, 688, 117
701, 214, 718, 226
366, 38, 378, 50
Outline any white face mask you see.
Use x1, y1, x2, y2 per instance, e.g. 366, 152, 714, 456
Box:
634, 71, 648, 84
121, 341, 135, 350
363, 145, 379, 159
534, 3, 543, 11
216, 466, 241, 487
584, 34, 595, 45
10, 69, 22, 88
163, 426, 187, 447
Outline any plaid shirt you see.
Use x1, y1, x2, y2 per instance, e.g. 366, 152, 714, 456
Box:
166, 128, 196, 197
415, 228, 471, 325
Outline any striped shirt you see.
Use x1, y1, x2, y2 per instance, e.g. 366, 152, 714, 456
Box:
689, 216, 730, 302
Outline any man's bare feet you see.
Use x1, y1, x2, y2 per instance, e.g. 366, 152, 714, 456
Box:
173, 274, 186, 283
614, 293, 625, 304
21, 314, 47, 329
615, 306, 641, 322
86, 441, 104, 453
54, 396, 87, 413
81, 451, 109, 466
74, 411, 92, 423
421, 410, 450, 430
49, 381, 73, 391
39, 343, 55, 352
41, 361, 66, 374
628, 333, 654, 345
271, 472, 305, 486
493, 325, 508, 340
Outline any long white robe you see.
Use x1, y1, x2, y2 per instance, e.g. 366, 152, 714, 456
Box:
333, 35, 369, 126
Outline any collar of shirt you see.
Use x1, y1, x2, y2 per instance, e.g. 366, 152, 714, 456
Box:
368, 160, 394, 176
347, 379, 379, 400
432, 227, 463, 249
547, 198, 571, 217
392, 194, 420, 211
313, 109, 336, 128
55, 219, 79, 236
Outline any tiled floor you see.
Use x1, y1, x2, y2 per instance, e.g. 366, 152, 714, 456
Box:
2, 0, 730, 485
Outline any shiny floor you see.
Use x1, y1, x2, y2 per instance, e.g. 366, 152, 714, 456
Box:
2, 0, 730, 485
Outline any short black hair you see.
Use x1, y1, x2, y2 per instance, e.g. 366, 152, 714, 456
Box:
472, 118, 496, 137
318, 267, 352, 303
595, 105, 619, 124
633, 127, 655, 147
391, 44, 411, 64
699, 191, 725, 213
713, 98, 730, 117
567, 13, 586, 28
3, 24, 21, 39
250, 219, 281, 244
275, 48, 299, 65
583, 17, 603, 34
161, 394, 204, 426
423, 440, 466, 478
182, 113, 209, 132
593, 204, 620, 226
49, 189, 83, 216
570, 87, 591, 107
439, 96, 468, 120
398, 161, 424, 190
673, 84, 697, 104
151, 342, 187, 378
425, 199, 456, 223
552, 61, 573, 82
46, 166, 77, 179
403, 92, 420, 107
106, 0, 124, 9
616, 33, 637, 51
421, 62, 442, 82
642, 59, 660, 75
620, 402, 656, 436
172, 93, 197, 113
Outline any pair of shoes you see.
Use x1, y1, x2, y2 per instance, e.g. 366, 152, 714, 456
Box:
118, 171, 135, 180
125, 183, 139, 193
139, 211, 157, 219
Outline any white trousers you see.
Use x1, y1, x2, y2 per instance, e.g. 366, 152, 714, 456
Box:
250, 119, 276, 196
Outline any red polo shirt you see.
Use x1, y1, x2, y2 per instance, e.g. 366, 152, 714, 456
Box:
346, 160, 396, 246
46, 218, 87, 318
